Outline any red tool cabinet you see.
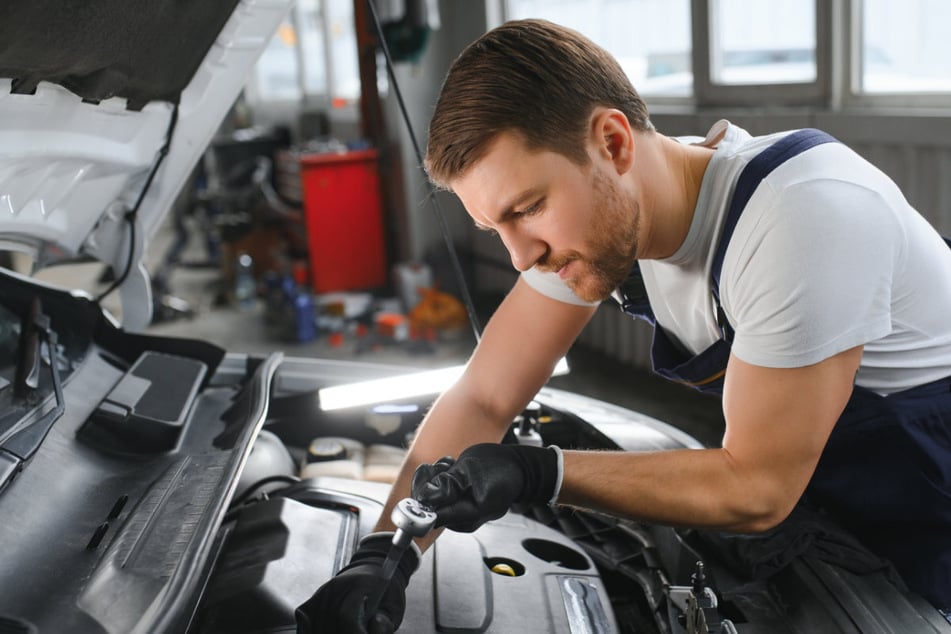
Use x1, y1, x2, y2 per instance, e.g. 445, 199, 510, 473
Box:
299, 149, 387, 293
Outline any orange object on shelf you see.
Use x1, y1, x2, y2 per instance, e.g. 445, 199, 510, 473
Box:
409, 288, 468, 331
375, 312, 409, 341
299, 149, 387, 293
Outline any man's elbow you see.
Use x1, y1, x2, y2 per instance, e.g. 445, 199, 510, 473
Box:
725, 488, 798, 533
735, 510, 791, 534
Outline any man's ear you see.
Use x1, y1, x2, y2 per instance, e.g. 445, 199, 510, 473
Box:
589, 108, 635, 175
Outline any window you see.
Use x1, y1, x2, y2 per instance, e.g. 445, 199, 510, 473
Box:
694, 0, 828, 106
709, 0, 816, 86
250, 20, 303, 102
298, 0, 329, 97
858, 0, 951, 95
246, 0, 361, 109
505, 0, 693, 98
501, 0, 951, 109
323, 0, 361, 106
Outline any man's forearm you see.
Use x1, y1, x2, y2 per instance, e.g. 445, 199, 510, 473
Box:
557, 447, 800, 533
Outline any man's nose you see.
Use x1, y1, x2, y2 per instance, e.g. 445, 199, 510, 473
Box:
501, 228, 546, 272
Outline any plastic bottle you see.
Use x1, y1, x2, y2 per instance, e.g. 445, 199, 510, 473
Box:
234, 252, 256, 310
291, 262, 316, 342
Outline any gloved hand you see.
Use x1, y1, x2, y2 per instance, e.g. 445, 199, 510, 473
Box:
295, 531, 420, 634
411, 443, 562, 533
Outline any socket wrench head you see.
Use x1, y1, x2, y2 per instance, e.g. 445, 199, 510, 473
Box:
391, 498, 437, 539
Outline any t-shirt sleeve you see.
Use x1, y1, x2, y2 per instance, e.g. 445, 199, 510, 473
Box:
520, 268, 601, 307
722, 179, 897, 368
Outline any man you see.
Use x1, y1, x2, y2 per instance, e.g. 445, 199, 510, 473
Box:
296, 19, 951, 632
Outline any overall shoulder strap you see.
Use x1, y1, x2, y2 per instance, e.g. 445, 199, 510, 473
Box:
711, 128, 839, 338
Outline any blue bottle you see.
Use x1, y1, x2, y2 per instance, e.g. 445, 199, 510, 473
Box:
285, 262, 315, 343
294, 291, 316, 342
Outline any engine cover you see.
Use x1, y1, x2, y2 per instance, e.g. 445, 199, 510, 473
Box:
195, 478, 618, 633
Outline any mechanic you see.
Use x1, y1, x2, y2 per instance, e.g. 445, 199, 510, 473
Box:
296, 19, 951, 632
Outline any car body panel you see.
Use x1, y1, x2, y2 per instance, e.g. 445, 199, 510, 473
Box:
0, 0, 293, 329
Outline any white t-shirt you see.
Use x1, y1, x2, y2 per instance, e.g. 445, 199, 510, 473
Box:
523, 120, 951, 394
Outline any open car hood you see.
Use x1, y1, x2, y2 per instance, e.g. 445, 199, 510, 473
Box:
0, 0, 292, 330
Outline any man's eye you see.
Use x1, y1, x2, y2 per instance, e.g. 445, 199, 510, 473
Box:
517, 200, 543, 216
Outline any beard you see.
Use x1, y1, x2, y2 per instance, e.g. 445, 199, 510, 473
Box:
540, 168, 639, 303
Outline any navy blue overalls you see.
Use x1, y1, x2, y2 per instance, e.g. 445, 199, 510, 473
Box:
615, 129, 951, 608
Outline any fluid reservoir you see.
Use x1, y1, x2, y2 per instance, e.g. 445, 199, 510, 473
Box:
299, 436, 365, 480
306, 438, 348, 463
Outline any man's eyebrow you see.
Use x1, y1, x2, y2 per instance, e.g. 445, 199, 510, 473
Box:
470, 187, 544, 232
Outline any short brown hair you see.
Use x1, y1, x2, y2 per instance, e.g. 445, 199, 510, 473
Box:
424, 19, 653, 190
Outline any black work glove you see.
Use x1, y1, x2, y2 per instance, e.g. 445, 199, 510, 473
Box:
295, 531, 420, 634
411, 443, 562, 533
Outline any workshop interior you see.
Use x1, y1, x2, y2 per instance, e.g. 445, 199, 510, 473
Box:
1, 1, 950, 632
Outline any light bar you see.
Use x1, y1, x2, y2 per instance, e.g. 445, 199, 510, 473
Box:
318, 357, 570, 411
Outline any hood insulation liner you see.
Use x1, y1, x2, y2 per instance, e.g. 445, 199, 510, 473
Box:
0, 0, 242, 109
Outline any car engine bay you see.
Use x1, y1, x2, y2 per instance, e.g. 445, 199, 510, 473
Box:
2, 276, 950, 634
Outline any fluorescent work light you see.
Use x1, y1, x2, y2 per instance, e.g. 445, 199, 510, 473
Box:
318, 357, 570, 411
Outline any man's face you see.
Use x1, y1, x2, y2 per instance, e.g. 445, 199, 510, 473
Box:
450, 132, 639, 302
